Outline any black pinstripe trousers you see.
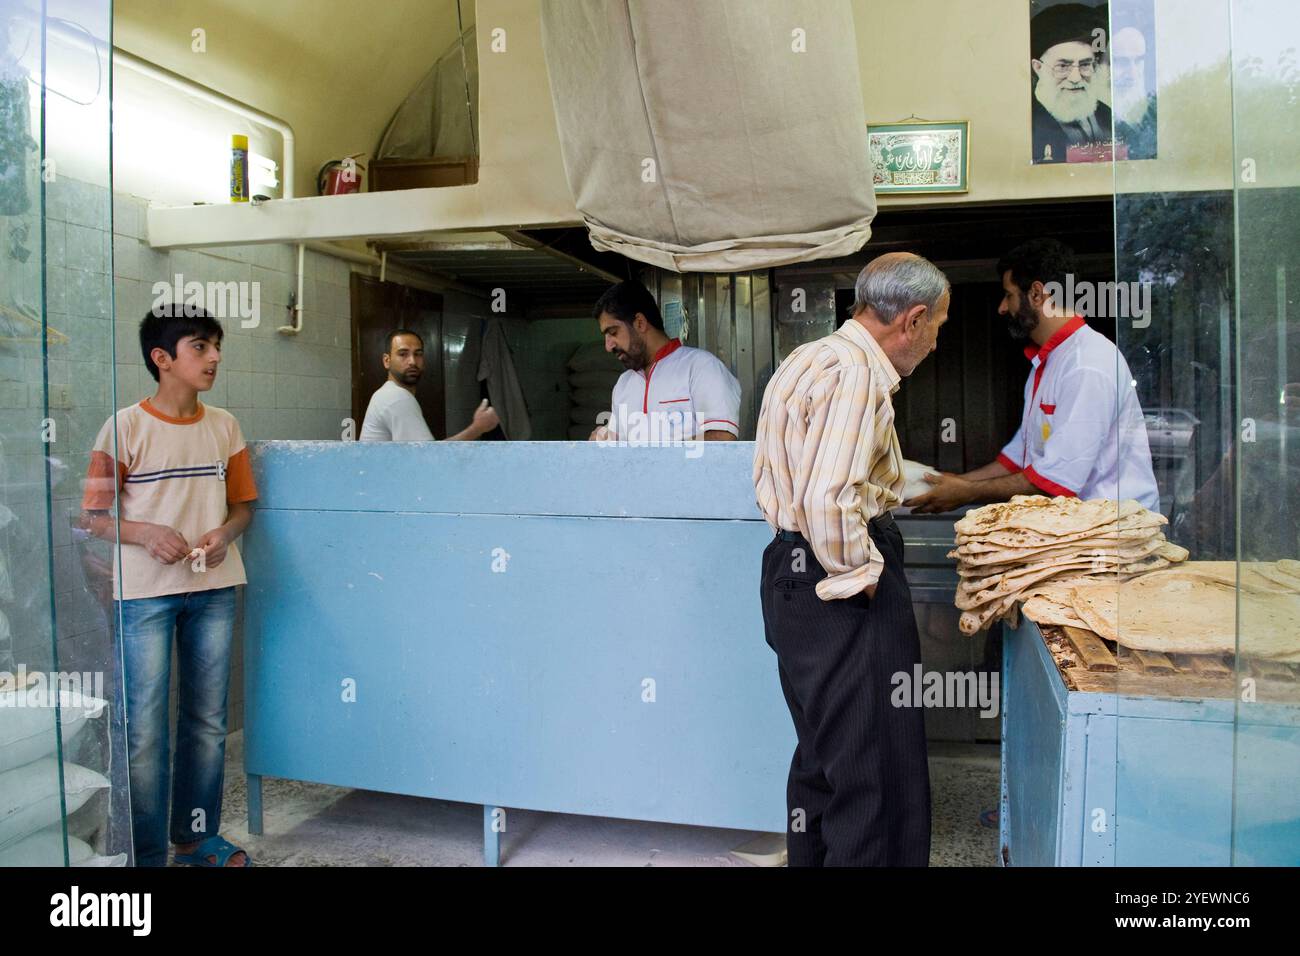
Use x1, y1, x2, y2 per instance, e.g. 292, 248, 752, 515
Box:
760, 516, 931, 866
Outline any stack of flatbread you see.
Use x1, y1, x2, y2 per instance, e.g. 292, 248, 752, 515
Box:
1046, 561, 1300, 662
950, 495, 1187, 635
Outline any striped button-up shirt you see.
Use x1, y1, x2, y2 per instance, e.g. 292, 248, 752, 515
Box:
753, 319, 905, 600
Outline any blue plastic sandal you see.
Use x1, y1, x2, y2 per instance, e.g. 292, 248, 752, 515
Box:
174, 835, 252, 867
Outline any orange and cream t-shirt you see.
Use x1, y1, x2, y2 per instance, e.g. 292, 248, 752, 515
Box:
82, 399, 258, 600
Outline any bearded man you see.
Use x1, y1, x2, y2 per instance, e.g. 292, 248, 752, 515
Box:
1030, 3, 1113, 164
360, 329, 499, 441
1111, 24, 1158, 160
906, 239, 1159, 514
589, 280, 741, 443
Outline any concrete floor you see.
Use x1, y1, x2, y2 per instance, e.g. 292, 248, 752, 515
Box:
213, 733, 1000, 867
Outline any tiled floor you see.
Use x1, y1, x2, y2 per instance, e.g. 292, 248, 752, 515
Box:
214, 733, 1000, 867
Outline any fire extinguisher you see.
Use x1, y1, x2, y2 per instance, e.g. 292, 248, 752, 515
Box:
316, 154, 366, 195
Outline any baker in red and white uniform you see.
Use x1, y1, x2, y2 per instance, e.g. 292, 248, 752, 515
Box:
907, 238, 1159, 512
588, 280, 741, 443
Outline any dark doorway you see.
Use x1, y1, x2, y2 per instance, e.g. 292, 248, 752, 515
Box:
351, 275, 446, 437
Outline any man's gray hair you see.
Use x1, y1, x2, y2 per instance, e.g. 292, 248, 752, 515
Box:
853, 252, 950, 324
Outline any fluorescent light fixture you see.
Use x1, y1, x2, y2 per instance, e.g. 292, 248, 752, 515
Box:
250, 151, 279, 191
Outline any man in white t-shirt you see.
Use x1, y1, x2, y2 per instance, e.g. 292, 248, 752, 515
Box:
360, 329, 499, 442
906, 239, 1159, 513
587, 281, 742, 443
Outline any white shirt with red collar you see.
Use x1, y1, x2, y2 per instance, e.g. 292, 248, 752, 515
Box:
998, 316, 1160, 511
608, 338, 742, 442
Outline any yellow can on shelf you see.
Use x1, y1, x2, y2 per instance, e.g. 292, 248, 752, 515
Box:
230, 134, 249, 202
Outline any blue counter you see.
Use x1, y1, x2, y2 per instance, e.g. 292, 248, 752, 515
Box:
1000, 618, 1300, 866
241, 441, 794, 864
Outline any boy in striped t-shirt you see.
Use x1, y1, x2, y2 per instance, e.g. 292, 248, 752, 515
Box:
82, 308, 256, 867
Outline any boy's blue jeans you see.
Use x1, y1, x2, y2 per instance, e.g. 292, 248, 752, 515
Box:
116, 586, 236, 867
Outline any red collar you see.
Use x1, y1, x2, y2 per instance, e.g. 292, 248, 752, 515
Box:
638, 338, 682, 414
652, 338, 681, 364
1024, 316, 1086, 362
641, 338, 681, 375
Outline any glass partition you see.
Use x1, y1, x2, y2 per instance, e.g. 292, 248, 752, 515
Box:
0, 0, 128, 866
1223, 0, 1300, 866
1111, 0, 1300, 866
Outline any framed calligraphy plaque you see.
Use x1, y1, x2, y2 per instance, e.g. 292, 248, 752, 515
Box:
868, 121, 969, 194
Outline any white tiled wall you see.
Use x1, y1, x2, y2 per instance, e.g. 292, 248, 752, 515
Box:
112, 192, 355, 443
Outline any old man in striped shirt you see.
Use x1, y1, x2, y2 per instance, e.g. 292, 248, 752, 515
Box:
753, 251, 950, 866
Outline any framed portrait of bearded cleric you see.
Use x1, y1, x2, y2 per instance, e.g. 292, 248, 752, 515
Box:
1029, 0, 1158, 164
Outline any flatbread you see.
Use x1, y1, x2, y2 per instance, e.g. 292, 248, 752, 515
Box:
1069, 567, 1300, 659
954, 495, 1163, 538
949, 496, 1187, 634
1022, 594, 1090, 628
956, 561, 1105, 608
1156, 541, 1190, 563
955, 528, 1161, 554
952, 536, 1165, 569
901, 459, 937, 501
1067, 584, 1119, 640
1254, 564, 1300, 591
958, 571, 1119, 633
958, 554, 1169, 600
1165, 561, 1300, 594
955, 517, 1165, 548
1240, 562, 1300, 592
959, 555, 1133, 592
